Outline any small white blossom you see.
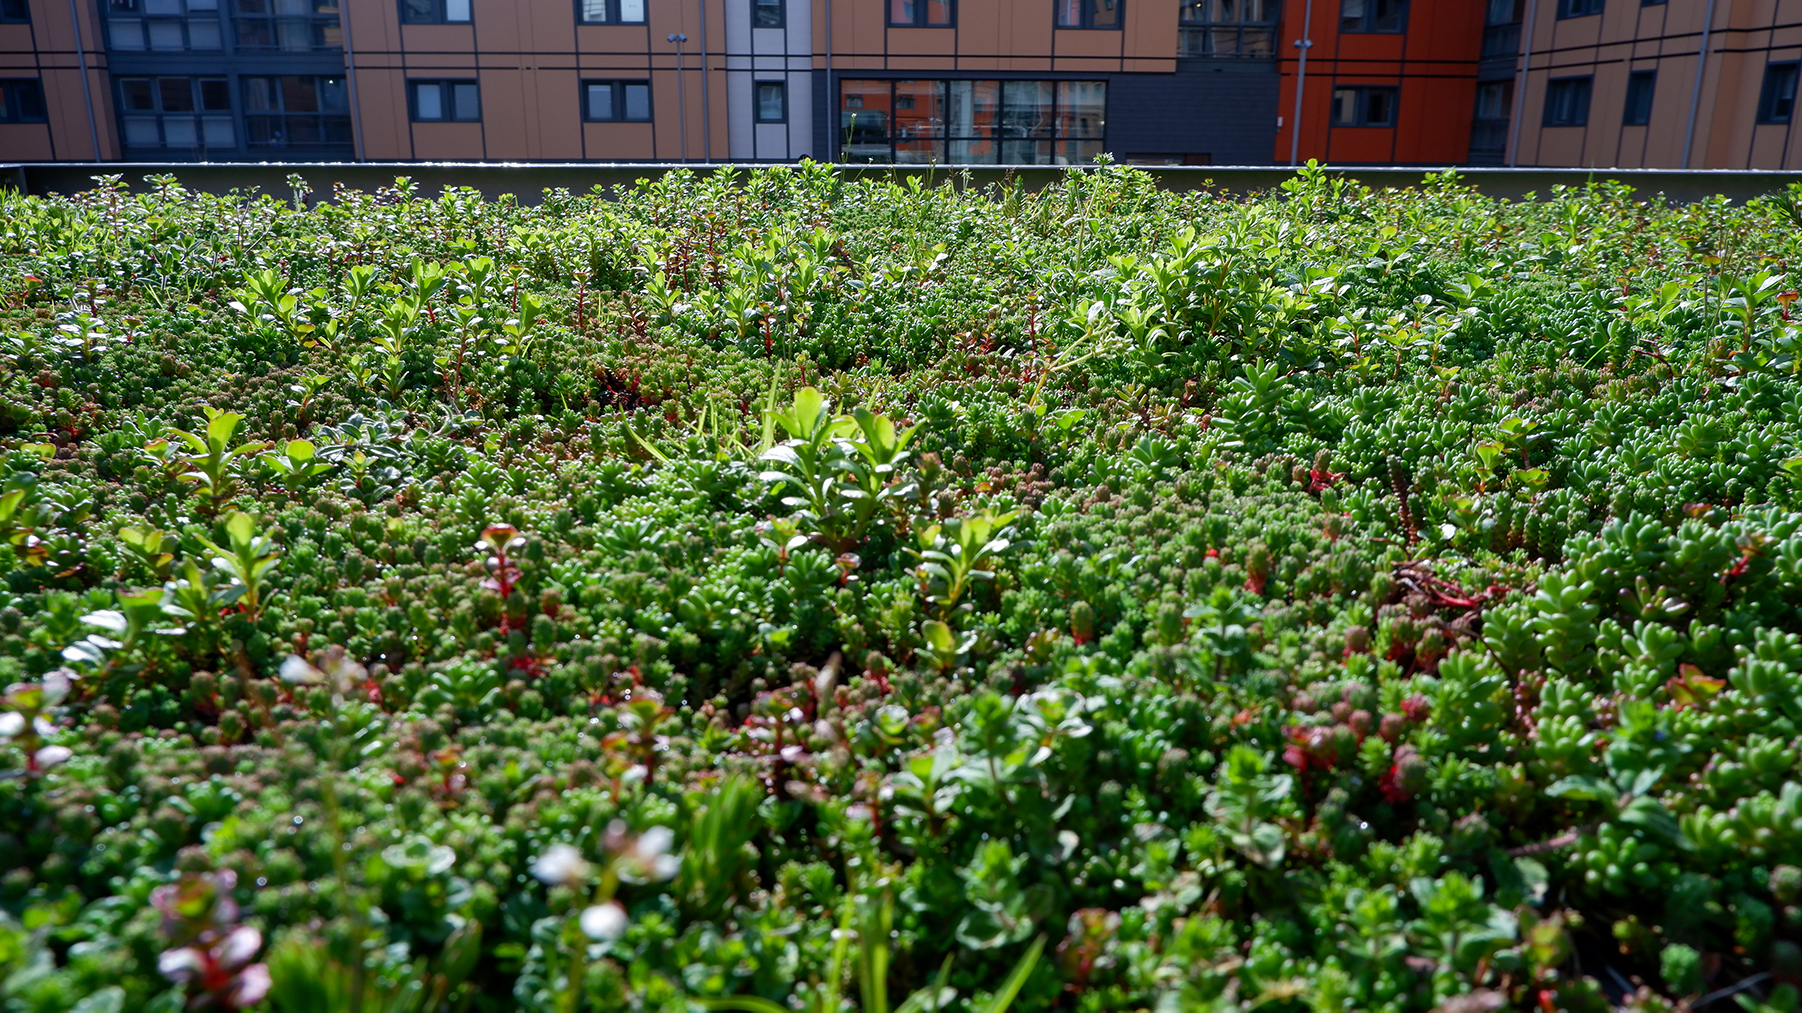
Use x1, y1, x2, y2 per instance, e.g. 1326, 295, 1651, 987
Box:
579, 902, 627, 941
529, 844, 591, 887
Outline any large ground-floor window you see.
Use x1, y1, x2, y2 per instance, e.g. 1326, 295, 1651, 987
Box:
839, 79, 1105, 164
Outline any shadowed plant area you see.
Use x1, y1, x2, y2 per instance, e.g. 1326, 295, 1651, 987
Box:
6, 161, 1802, 1012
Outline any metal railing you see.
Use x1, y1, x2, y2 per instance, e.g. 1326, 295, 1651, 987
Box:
3, 162, 1800, 205
1178, 25, 1275, 58
1481, 23, 1520, 60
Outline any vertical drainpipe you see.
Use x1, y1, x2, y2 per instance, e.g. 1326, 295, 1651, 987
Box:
67, 0, 101, 160
1287, 0, 1313, 165
1507, 0, 1539, 166
824, 0, 833, 161
1682, 0, 1718, 169
342, 0, 367, 161
699, 0, 711, 161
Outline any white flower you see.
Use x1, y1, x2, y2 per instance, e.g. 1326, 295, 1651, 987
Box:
529, 843, 591, 887
33, 745, 72, 769
617, 825, 680, 883
579, 902, 627, 942
0, 712, 22, 739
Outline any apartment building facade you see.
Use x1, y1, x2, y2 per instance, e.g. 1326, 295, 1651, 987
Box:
0, 0, 1285, 163
3, 0, 1800, 168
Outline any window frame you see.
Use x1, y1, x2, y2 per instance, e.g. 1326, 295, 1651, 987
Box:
409, 78, 481, 122
581, 78, 652, 122
1055, 0, 1121, 30
1621, 69, 1655, 126
1554, 0, 1602, 19
573, 0, 645, 24
116, 75, 235, 149
755, 79, 787, 123
886, 0, 952, 27
752, 0, 783, 27
400, 0, 470, 25
1329, 85, 1398, 127
837, 78, 1107, 164
1758, 62, 1800, 124
242, 74, 352, 149
0, 0, 29, 24
1542, 75, 1592, 127
105, 0, 226, 52
1177, 0, 1276, 57
231, 0, 343, 51
0, 78, 48, 122
1339, 0, 1406, 34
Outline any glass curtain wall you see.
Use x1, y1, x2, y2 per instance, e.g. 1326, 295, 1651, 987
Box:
839, 79, 1106, 163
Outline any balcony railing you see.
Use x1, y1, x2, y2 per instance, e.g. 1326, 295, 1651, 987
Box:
1178, 25, 1275, 57
1481, 23, 1520, 60
1469, 118, 1509, 163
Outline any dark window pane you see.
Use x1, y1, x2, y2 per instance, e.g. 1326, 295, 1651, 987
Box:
200, 77, 231, 110
578, 0, 606, 20
402, 0, 434, 21
1340, 0, 1363, 30
753, 0, 781, 26
121, 78, 156, 111
283, 76, 319, 111
108, 0, 138, 9
756, 81, 784, 121
1760, 64, 1799, 123
623, 82, 649, 120
1623, 71, 1654, 125
1056, 0, 1079, 25
0, 0, 29, 22
1364, 89, 1393, 125
594, 82, 623, 118
414, 82, 441, 119
236, 21, 273, 45
1089, 0, 1117, 27
318, 77, 346, 111
452, 82, 479, 120
159, 77, 194, 111
1370, 0, 1402, 29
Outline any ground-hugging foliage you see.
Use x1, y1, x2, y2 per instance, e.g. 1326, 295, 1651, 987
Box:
4, 163, 1802, 1012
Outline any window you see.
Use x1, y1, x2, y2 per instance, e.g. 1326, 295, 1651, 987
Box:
106, 0, 223, 51
233, 0, 342, 50
1470, 81, 1511, 157
1340, 0, 1404, 33
1330, 86, 1397, 126
583, 79, 650, 121
1543, 75, 1591, 126
1641, 0, 1664, 6
1485, 0, 1520, 23
243, 76, 350, 147
401, 0, 469, 23
1759, 63, 1799, 124
575, 0, 643, 23
1057, 0, 1119, 29
753, 0, 782, 26
840, 78, 1104, 164
1555, 0, 1601, 17
0, 0, 29, 24
756, 81, 786, 122
118, 76, 234, 149
1474, 80, 1510, 120
411, 79, 480, 121
1622, 70, 1655, 125
0, 79, 47, 122
888, 0, 949, 26
1178, 0, 1274, 57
